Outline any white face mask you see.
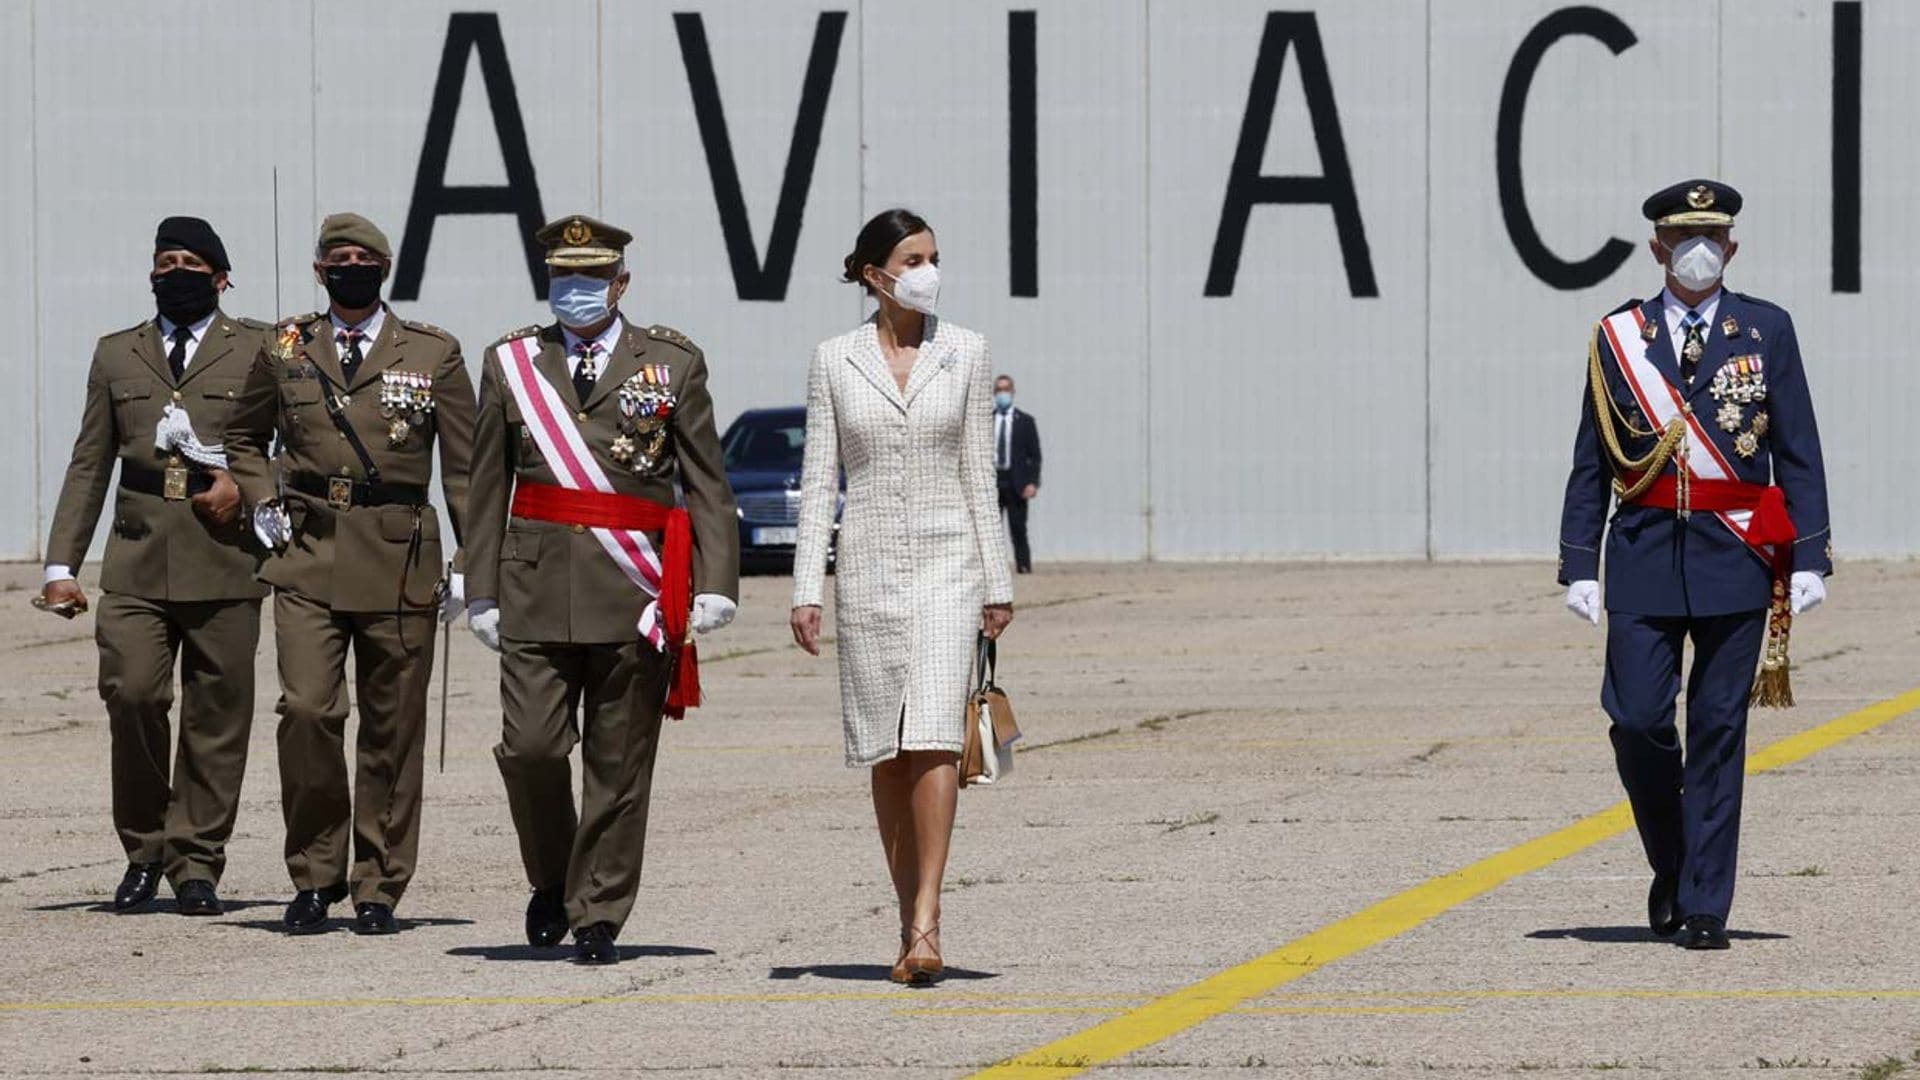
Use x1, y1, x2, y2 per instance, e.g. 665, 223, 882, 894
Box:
880, 264, 940, 315
1665, 236, 1726, 292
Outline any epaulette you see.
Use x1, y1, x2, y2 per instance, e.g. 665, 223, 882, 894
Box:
234, 316, 272, 330
647, 324, 696, 350
108, 319, 153, 340
1606, 297, 1644, 317
1732, 291, 1786, 315
279, 311, 322, 330
401, 318, 448, 336
500, 325, 541, 342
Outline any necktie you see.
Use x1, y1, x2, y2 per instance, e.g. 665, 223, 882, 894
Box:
1680, 310, 1706, 386
573, 341, 602, 404
337, 328, 366, 385
997, 411, 1012, 471
166, 325, 192, 383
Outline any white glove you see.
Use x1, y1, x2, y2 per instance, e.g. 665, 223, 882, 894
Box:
1565, 580, 1601, 626
252, 501, 291, 551
467, 601, 501, 652
439, 572, 466, 624
1789, 571, 1826, 616
691, 593, 736, 634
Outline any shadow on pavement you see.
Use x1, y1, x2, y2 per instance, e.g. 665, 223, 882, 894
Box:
1527, 926, 1791, 943
214, 916, 477, 934
767, 964, 999, 982
447, 943, 716, 962
29, 899, 284, 914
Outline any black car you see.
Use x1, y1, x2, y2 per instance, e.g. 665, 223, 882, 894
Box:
723, 406, 840, 573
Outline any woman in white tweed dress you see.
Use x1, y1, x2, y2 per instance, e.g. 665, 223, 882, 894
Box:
790, 209, 1014, 984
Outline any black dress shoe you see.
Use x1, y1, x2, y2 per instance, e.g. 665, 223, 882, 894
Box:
175, 880, 223, 917
353, 902, 398, 936
1648, 874, 1681, 937
114, 863, 162, 912
1680, 915, 1731, 950
525, 888, 567, 948
283, 883, 349, 934
573, 922, 618, 965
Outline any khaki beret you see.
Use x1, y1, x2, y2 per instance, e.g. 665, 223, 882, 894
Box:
535, 214, 631, 268
316, 212, 392, 259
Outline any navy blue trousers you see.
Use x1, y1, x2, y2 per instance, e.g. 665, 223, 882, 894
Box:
1601, 610, 1766, 923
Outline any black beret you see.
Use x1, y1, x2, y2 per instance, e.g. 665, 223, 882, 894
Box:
154, 215, 230, 273
1642, 179, 1742, 227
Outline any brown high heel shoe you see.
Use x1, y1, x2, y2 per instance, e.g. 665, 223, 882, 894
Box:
893, 924, 942, 985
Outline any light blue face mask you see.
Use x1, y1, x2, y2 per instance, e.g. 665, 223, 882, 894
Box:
549, 274, 614, 328
994, 391, 1014, 411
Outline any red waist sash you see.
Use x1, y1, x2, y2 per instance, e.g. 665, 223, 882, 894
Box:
510, 481, 699, 716
1622, 474, 1796, 569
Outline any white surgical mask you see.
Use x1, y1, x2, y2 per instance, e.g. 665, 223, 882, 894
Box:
994, 391, 1014, 411
1665, 236, 1726, 293
549, 274, 614, 328
880, 264, 940, 315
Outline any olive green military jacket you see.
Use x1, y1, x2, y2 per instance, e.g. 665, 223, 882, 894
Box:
465, 319, 739, 643
223, 307, 475, 614
44, 311, 269, 602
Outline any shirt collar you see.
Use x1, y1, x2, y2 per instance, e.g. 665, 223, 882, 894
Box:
563, 315, 625, 358
1661, 286, 1722, 329
157, 309, 216, 344
330, 305, 386, 341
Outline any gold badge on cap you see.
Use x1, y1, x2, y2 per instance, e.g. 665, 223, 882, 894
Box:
562, 219, 593, 247
1687, 184, 1715, 210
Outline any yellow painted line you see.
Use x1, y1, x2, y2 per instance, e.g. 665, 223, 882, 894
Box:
969, 685, 1920, 1078
900, 1005, 1460, 1019
1265, 988, 1920, 1003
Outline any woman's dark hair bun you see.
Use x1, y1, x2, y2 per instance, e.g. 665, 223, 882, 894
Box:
842, 208, 930, 292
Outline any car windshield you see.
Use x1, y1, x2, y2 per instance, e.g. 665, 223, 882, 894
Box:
723, 416, 806, 469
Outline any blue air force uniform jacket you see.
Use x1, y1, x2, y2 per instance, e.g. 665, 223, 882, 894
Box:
1558, 290, 1832, 617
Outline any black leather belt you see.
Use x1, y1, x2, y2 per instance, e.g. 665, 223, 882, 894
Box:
120, 461, 212, 500
288, 470, 428, 510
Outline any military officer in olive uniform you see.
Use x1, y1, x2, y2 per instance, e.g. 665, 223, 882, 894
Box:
39, 216, 267, 916
465, 215, 739, 964
224, 213, 476, 936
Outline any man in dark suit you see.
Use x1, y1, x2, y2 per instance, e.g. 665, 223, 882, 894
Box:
993, 374, 1041, 574
1558, 179, 1831, 951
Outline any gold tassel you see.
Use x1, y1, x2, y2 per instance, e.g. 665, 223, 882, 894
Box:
1750, 580, 1794, 708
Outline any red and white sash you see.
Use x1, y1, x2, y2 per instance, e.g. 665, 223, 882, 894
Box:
1600, 307, 1771, 561
496, 336, 668, 649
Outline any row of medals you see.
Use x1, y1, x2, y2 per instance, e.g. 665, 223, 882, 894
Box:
611, 364, 673, 470
1678, 317, 1769, 459
380, 372, 436, 448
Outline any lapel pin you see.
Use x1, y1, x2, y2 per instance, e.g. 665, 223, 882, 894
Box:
1722, 315, 1740, 338
1641, 319, 1659, 342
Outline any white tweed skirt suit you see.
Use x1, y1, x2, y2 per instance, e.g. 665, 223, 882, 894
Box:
793, 316, 1015, 767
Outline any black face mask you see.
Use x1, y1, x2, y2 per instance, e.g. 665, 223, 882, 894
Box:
151, 268, 219, 326
323, 263, 384, 309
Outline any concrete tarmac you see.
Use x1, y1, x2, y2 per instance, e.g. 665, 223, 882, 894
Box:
1, 561, 1917, 1079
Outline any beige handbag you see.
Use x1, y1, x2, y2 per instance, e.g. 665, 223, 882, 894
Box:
961, 633, 1020, 787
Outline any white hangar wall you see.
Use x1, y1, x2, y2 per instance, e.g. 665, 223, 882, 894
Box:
3, 1, 1912, 561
